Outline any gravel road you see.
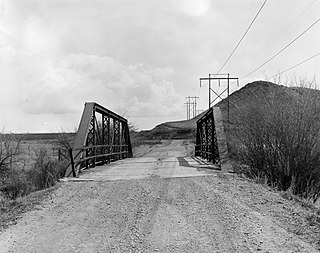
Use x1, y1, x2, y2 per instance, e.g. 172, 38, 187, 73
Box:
0, 140, 319, 252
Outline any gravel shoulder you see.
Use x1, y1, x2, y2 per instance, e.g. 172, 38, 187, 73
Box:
0, 140, 319, 252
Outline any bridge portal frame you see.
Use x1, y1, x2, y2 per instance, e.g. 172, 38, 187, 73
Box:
65, 102, 132, 177
195, 107, 220, 165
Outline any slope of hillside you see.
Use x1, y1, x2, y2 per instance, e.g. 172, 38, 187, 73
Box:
136, 80, 320, 140
216, 80, 320, 123
159, 110, 207, 129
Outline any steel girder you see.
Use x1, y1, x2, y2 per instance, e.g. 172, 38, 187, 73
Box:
65, 102, 133, 177
195, 107, 220, 164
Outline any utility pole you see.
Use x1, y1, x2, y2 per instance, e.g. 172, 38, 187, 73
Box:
199, 73, 239, 124
196, 109, 204, 115
185, 96, 199, 120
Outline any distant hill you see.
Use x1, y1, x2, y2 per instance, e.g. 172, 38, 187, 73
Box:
0, 133, 76, 141
136, 110, 208, 140
136, 80, 320, 140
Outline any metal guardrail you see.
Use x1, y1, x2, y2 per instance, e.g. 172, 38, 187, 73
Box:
195, 107, 220, 164
65, 102, 133, 177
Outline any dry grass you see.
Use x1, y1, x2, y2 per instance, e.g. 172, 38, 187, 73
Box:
0, 134, 69, 230
224, 81, 320, 203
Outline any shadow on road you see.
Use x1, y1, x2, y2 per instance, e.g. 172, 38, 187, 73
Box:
177, 157, 221, 171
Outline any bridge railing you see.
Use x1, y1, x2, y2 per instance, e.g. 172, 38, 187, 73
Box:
195, 107, 220, 164
65, 102, 133, 177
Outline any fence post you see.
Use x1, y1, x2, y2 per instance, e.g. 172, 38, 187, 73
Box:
69, 148, 77, 177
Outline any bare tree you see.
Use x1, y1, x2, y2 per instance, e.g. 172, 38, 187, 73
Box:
55, 132, 74, 150
0, 134, 22, 174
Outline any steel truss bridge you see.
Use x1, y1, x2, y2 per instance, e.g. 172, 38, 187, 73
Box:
65, 102, 132, 177
195, 107, 220, 166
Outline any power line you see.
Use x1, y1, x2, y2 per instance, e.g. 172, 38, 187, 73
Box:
241, 16, 320, 80
249, 0, 318, 64
185, 96, 199, 120
215, 0, 268, 75
267, 52, 320, 79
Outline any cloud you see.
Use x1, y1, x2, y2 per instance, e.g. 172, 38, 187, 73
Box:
0, 0, 187, 131
0, 45, 15, 60
2, 49, 183, 118
1, 0, 318, 132
173, 0, 211, 17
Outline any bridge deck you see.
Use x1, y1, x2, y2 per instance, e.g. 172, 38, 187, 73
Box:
79, 156, 221, 181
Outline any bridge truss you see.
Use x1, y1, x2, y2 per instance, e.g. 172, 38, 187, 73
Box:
195, 107, 220, 165
65, 102, 133, 177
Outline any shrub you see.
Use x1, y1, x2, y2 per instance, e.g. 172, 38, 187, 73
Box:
26, 149, 66, 191
234, 86, 320, 202
0, 172, 30, 199
0, 134, 29, 199
0, 133, 67, 200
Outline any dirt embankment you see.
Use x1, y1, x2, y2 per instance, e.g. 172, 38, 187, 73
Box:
0, 140, 319, 252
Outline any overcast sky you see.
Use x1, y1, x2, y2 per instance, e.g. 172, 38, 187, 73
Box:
0, 0, 319, 132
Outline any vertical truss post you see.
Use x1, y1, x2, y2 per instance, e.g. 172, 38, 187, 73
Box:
102, 114, 105, 164
126, 124, 133, 158
205, 119, 208, 161
110, 118, 114, 160
195, 124, 201, 156
69, 148, 76, 177
113, 120, 120, 160
92, 109, 96, 167
103, 114, 111, 163
227, 73, 230, 124
208, 74, 211, 109
207, 116, 212, 162
120, 122, 124, 159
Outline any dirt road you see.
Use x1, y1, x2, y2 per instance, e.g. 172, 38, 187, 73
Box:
0, 140, 319, 252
